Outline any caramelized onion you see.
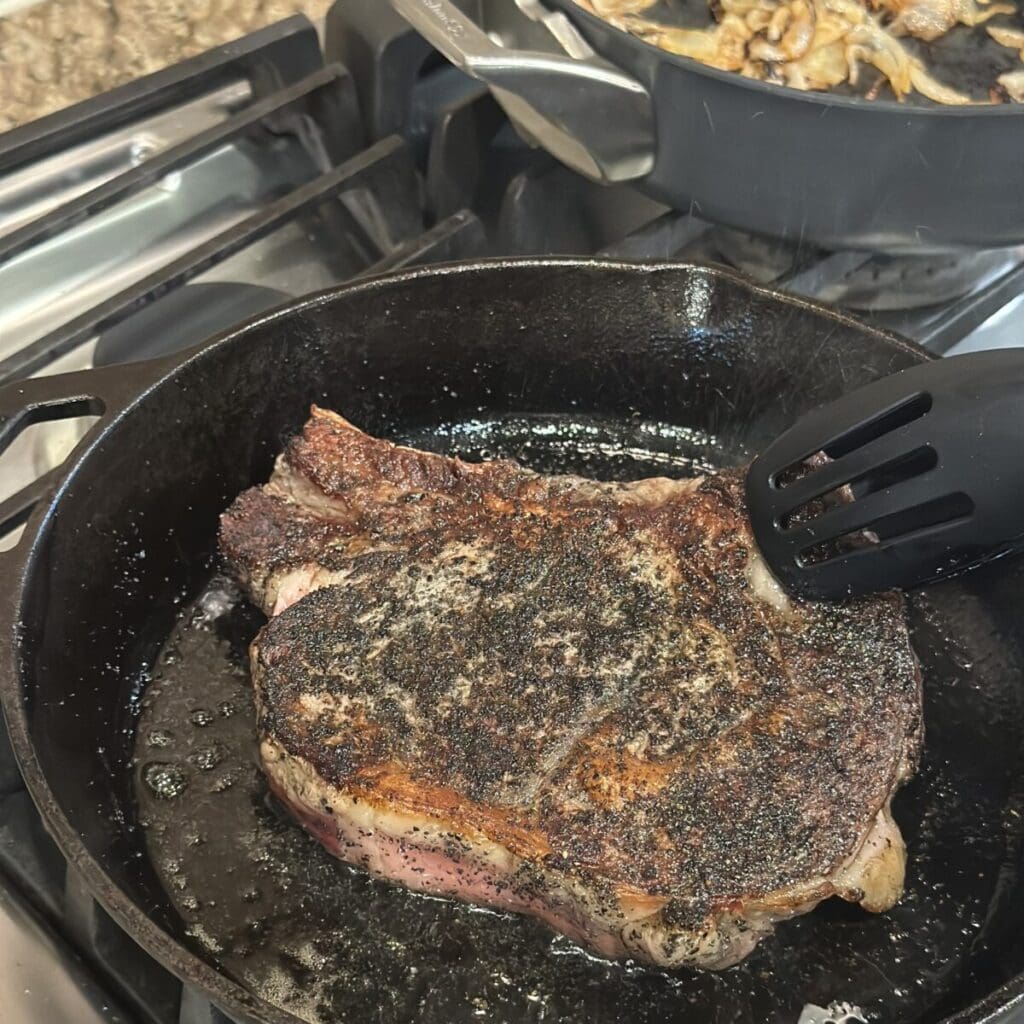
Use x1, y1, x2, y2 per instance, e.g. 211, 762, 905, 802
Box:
575, 0, 1012, 103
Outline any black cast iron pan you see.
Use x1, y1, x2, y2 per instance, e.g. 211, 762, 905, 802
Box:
0, 259, 1022, 1024
380, 0, 1024, 252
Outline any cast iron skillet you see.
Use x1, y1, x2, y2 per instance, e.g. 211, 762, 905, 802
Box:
0, 259, 1022, 1024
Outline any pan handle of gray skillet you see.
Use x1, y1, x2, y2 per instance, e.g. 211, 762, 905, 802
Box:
0, 362, 166, 557
389, 0, 655, 183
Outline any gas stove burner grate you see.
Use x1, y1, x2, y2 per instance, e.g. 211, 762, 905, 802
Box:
712, 227, 1024, 314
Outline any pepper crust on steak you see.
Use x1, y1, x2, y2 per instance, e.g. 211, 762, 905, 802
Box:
219, 406, 922, 970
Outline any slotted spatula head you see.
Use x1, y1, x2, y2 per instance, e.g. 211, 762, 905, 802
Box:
746, 349, 1024, 602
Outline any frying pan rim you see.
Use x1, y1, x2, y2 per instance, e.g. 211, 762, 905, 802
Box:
554, 0, 1024, 118
2, 256, 1013, 1024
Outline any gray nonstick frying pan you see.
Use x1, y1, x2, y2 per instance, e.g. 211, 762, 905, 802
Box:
386, 0, 1024, 252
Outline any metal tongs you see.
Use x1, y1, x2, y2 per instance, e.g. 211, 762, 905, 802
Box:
746, 350, 1024, 601
388, 0, 654, 182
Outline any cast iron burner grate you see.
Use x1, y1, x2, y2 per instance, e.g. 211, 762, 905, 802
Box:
2, 4, 1024, 1024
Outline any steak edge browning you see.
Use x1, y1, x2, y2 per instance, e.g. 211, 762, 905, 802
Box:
220, 407, 923, 970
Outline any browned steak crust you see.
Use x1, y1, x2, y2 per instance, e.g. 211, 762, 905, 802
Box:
221, 408, 923, 969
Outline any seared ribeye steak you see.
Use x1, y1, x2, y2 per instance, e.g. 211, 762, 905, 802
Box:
220, 407, 921, 970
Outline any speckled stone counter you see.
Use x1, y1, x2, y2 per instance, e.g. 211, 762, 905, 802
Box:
0, 0, 333, 133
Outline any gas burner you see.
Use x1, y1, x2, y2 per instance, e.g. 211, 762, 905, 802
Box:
707, 227, 1024, 313
789, 247, 1024, 312
707, 227, 804, 285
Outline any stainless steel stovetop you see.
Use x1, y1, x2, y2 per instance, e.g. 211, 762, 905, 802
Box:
2, 4, 1024, 1023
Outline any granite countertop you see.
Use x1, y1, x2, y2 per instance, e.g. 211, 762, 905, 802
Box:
0, 0, 333, 133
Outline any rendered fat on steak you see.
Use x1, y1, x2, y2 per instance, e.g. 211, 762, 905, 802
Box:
219, 407, 922, 970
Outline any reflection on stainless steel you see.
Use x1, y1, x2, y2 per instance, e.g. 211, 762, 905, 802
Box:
0, 139, 313, 360
0, 880, 129, 1023
0, 405, 98, 534
0, 336, 99, 555
0, 80, 253, 237
948, 292, 1024, 354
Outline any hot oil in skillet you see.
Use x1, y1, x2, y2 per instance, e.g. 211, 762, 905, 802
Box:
133, 412, 1024, 1024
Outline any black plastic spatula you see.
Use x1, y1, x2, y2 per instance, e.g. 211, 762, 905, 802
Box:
746, 349, 1024, 602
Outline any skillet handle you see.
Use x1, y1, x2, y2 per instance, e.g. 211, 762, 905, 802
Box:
0, 361, 171, 557
388, 0, 654, 183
